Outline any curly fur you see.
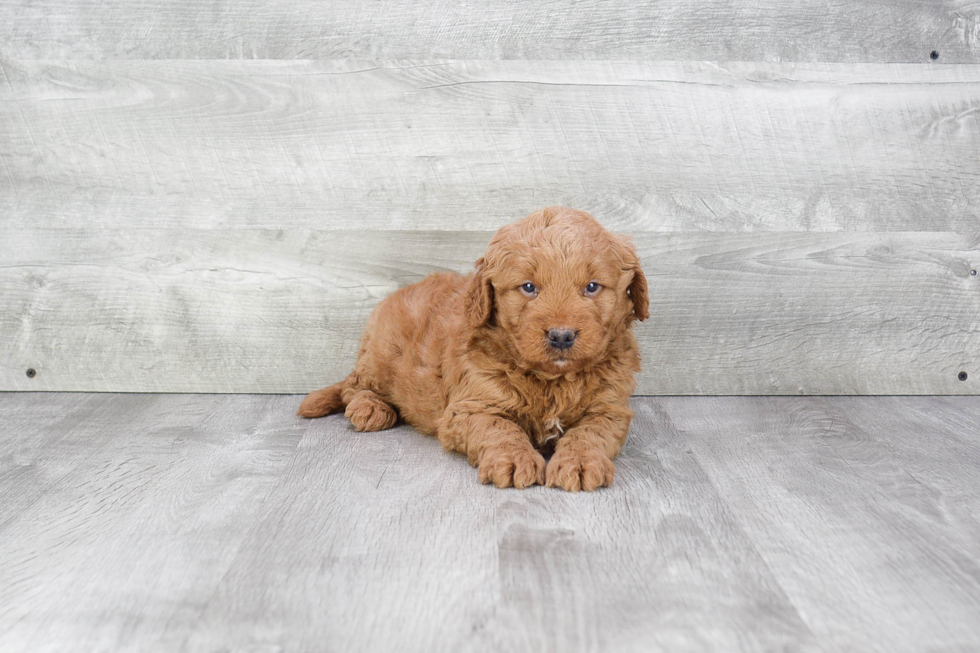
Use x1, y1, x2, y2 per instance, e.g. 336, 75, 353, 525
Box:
298, 207, 648, 491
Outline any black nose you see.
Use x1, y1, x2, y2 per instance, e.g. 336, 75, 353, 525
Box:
547, 328, 577, 350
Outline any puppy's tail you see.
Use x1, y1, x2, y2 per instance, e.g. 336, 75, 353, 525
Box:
297, 379, 348, 418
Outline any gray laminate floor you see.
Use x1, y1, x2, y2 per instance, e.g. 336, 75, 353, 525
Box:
1, 393, 978, 652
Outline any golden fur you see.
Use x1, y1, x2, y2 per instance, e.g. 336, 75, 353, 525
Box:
298, 207, 648, 491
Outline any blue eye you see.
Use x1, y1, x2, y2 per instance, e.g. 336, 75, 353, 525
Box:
520, 282, 537, 296
585, 281, 601, 295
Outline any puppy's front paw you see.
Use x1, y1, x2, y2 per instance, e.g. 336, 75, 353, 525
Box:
546, 448, 615, 492
344, 390, 398, 432
478, 445, 546, 489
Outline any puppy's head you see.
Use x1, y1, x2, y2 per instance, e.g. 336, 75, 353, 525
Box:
467, 207, 648, 374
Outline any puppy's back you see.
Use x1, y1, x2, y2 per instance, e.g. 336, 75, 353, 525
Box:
355, 271, 470, 432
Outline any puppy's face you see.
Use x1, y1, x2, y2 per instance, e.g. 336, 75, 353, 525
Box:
468, 207, 648, 374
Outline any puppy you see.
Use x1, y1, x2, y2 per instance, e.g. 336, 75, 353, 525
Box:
298, 207, 648, 491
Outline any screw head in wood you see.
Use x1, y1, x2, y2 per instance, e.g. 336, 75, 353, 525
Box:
959, 371, 969, 381
26, 368, 36, 378
930, 50, 939, 60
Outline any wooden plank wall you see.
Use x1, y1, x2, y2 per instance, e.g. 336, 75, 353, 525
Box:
1, 1, 978, 394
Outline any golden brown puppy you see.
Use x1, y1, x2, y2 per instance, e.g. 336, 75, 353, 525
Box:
298, 207, 648, 491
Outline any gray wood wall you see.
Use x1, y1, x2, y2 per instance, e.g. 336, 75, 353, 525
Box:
1, 1, 978, 394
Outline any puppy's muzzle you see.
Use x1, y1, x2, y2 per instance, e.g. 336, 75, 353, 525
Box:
547, 328, 577, 351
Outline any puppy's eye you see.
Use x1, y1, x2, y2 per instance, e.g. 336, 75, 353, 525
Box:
584, 281, 602, 297
519, 282, 538, 297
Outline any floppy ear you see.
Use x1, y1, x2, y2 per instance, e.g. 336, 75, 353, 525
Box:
466, 257, 494, 328
628, 265, 649, 322
616, 235, 649, 322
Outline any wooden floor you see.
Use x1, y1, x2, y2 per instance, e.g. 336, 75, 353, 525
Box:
1, 394, 979, 652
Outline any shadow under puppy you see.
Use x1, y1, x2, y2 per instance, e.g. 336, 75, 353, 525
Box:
299, 207, 648, 491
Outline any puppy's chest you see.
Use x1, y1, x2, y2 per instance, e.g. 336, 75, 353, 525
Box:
527, 414, 570, 447
519, 397, 587, 448
501, 371, 593, 447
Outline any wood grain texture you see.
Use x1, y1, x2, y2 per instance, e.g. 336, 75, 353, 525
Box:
2, 393, 979, 651
3, 60, 979, 233
820, 396, 980, 556
184, 397, 815, 653
0, 0, 977, 62
658, 396, 980, 653
0, 393, 132, 529
1, 229, 977, 394
0, 393, 308, 652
